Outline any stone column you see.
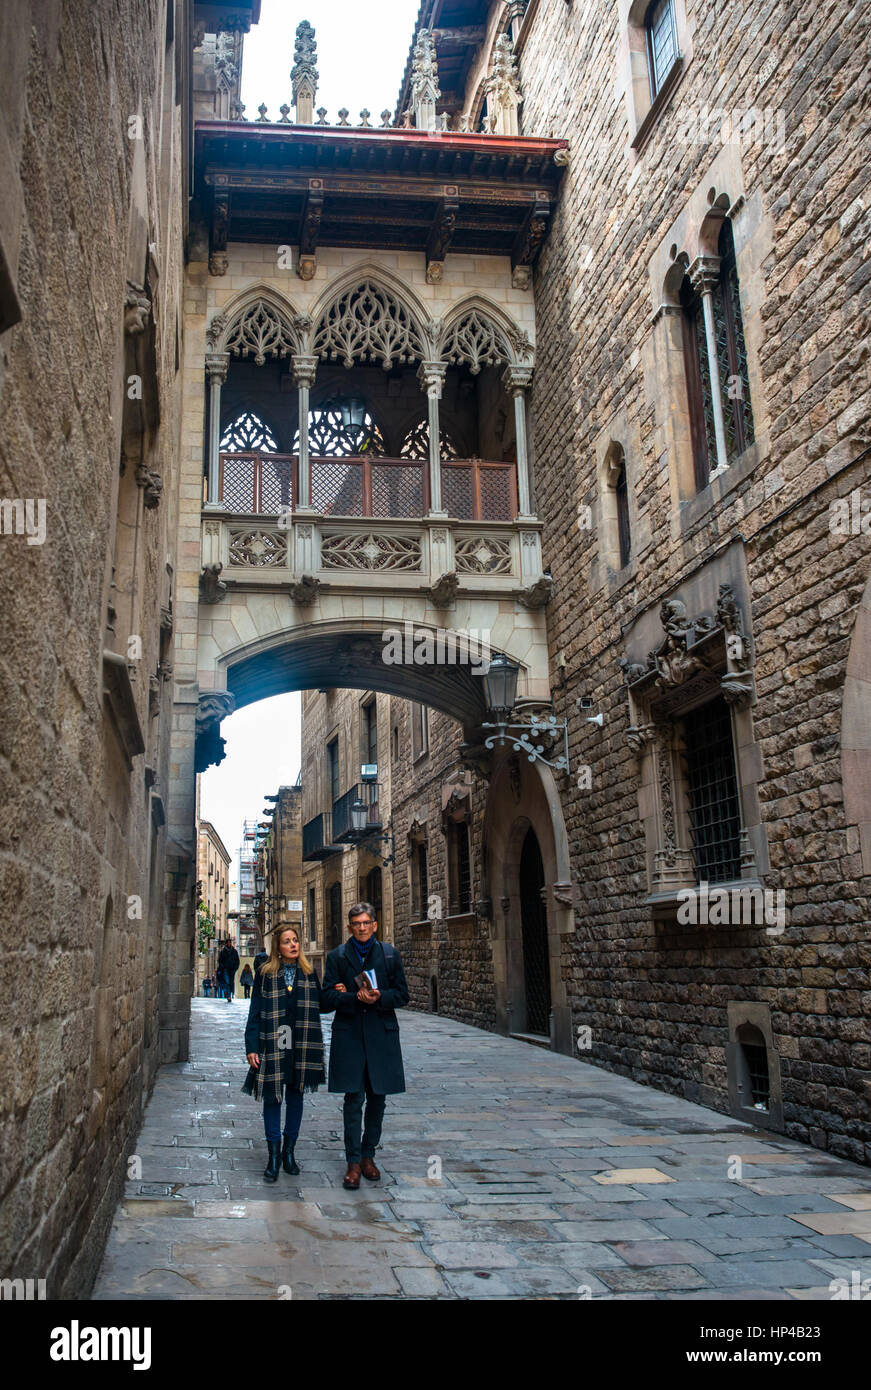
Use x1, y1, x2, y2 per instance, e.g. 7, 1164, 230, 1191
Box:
204, 352, 229, 508
689, 256, 729, 478
418, 361, 447, 517
502, 365, 535, 518
293, 354, 318, 510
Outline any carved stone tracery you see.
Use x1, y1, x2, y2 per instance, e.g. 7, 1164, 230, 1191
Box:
441, 309, 510, 375
313, 280, 426, 370
319, 531, 422, 572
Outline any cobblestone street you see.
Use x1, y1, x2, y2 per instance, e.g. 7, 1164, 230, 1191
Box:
92, 1003, 871, 1300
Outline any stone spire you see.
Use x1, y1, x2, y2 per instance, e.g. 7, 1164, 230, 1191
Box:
410, 28, 440, 131
291, 20, 318, 124
485, 33, 522, 136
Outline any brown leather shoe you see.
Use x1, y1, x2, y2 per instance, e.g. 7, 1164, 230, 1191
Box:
360, 1157, 380, 1181
342, 1162, 362, 1190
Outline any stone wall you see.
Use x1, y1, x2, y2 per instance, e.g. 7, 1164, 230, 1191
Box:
515, 0, 871, 1159
0, 0, 187, 1292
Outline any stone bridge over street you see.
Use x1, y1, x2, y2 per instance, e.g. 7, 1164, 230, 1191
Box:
93, 1004, 871, 1300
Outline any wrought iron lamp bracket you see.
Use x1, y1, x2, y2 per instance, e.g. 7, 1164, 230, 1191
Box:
481, 712, 570, 774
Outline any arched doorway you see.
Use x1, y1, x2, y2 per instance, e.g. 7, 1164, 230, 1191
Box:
519, 827, 551, 1036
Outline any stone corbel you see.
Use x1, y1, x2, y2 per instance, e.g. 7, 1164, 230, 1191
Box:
426, 189, 459, 285
200, 562, 227, 603
136, 462, 163, 509
429, 571, 459, 608
511, 197, 550, 290
288, 573, 321, 605
195, 690, 237, 775
517, 572, 553, 609
298, 179, 324, 281
209, 188, 230, 276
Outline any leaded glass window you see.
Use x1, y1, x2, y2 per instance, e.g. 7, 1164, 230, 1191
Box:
398, 419, 460, 460
293, 398, 385, 456
646, 0, 678, 98
220, 410, 278, 452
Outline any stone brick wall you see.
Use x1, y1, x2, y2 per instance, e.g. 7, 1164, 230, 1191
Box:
0, 1, 187, 1292
514, 0, 871, 1160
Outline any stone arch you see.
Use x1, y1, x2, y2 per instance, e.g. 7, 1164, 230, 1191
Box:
698, 188, 733, 257
438, 295, 532, 374
483, 751, 574, 1053
206, 282, 303, 362
206, 616, 534, 734
842, 569, 871, 874
310, 263, 431, 369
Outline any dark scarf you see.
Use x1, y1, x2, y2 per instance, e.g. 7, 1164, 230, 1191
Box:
241, 967, 325, 1103
350, 936, 375, 963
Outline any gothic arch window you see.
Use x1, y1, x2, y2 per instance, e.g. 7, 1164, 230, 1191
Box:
615, 455, 631, 569
313, 279, 426, 369
398, 419, 460, 460
645, 0, 678, 98
220, 410, 279, 453
680, 218, 756, 491
292, 398, 386, 457
600, 440, 632, 573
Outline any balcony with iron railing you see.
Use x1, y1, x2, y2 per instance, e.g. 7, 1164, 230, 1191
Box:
332, 783, 382, 845
302, 811, 341, 862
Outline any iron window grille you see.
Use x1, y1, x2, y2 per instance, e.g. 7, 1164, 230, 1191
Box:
448, 820, 472, 916
681, 698, 742, 884
741, 1042, 770, 1109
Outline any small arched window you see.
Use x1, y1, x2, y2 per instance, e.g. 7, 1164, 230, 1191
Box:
645, 0, 678, 99
220, 410, 278, 453
614, 456, 631, 569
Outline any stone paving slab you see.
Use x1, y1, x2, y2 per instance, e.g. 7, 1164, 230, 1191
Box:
91, 1002, 871, 1300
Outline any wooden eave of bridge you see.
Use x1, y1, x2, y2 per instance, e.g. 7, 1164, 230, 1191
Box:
195, 122, 566, 257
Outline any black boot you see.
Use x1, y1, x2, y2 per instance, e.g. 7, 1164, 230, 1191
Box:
263, 1140, 281, 1183
281, 1137, 300, 1175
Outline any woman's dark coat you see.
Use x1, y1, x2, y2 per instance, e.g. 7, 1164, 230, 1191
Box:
243, 964, 329, 1100
321, 938, 409, 1095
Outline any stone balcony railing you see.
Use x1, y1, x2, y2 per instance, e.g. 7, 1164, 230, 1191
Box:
201, 452, 544, 592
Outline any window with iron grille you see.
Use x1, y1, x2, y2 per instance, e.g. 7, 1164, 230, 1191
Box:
741, 1042, 770, 1109
411, 840, 428, 921
615, 457, 631, 568
362, 700, 377, 767
645, 0, 678, 98
327, 738, 339, 810
681, 697, 742, 884
448, 820, 471, 915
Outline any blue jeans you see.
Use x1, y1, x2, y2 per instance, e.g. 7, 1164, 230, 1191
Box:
263, 1086, 304, 1143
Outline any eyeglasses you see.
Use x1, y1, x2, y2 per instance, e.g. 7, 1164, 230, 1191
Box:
350, 919, 375, 926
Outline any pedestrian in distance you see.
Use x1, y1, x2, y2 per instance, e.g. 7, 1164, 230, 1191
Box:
243, 925, 330, 1183
321, 902, 409, 1190
219, 937, 240, 1003
203, 976, 212, 998
240, 962, 254, 999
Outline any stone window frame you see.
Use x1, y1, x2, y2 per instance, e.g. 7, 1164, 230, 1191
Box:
589, 411, 648, 597
621, 565, 769, 920
619, 0, 692, 154
644, 148, 772, 537
442, 785, 474, 921
408, 817, 430, 926
726, 1002, 784, 1132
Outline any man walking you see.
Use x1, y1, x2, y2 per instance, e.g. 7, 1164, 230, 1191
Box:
218, 937, 240, 1003
321, 902, 409, 1190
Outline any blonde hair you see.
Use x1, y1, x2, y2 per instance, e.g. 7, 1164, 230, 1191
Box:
261, 925, 313, 977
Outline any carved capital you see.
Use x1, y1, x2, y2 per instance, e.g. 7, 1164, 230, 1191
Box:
205, 351, 230, 385
688, 254, 721, 296
417, 360, 447, 398
502, 364, 534, 396
291, 353, 318, 388
625, 722, 655, 758
205, 311, 228, 352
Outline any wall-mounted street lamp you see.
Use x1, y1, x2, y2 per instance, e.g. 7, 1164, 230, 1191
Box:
480, 653, 602, 775
349, 798, 395, 866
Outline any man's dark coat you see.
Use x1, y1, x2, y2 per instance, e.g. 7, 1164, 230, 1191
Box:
321, 938, 409, 1095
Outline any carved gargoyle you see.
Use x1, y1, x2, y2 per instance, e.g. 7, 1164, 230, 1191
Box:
136, 464, 163, 509
288, 573, 321, 605
429, 571, 459, 608
200, 563, 227, 604
517, 572, 553, 610
619, 656, 647, 684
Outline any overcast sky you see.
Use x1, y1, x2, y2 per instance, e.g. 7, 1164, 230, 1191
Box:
202, 2, 421, 875
240, 0, 421, 125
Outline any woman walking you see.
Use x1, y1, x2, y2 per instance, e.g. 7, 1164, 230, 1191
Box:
243, 926, 330, 1182
240, 962, 254, 999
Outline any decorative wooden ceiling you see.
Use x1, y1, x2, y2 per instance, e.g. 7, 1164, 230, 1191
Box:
196, 123, 567, 279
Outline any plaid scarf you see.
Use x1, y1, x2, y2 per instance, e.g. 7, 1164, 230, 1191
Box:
242, 967, 325, 1103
